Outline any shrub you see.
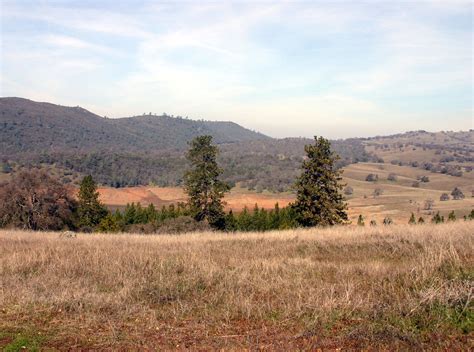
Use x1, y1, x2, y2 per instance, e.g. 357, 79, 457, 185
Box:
357, 214, 364, 226
383, 217, 393, 225
440, 193, 450, 201
366, 174, 378, 182
418, 217, 425, 224
418, 175, 430, 183
373, 188, 383, 197
156, 216, 212, 234
369, 220, 377, 226
431, 212, 444, 224
447, 211, 456, 222
408, 213, 416, 224
424, 199, 434, 210
0, 170, 77, 230
387, 173, 397, 181
343, 186, 354, 195
451, 187, 465, 200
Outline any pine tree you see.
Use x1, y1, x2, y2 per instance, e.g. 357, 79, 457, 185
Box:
77, 175, 108, 228
184, 136, 230, 229
447, 211, 456, 222
408, 213, 416, 225
224, 210, 237, 232
291, 136, 348, 227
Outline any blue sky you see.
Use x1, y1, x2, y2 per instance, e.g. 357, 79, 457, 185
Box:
1, 0, 472, 138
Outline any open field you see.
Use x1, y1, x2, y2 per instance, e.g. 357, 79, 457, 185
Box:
1, 223, 473, 350
96, 162, 474, 224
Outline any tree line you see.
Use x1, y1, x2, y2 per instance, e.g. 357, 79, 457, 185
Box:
1, 135, 471, 233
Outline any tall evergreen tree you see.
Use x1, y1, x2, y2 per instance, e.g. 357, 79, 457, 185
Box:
291, 136, 348, 227
184, 135, 230, 229
77, 175, 108, 228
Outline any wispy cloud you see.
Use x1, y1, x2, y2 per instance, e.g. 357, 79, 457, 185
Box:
1, 1, 472, 138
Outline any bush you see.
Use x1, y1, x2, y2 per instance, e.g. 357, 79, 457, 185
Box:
366, 174, 378, 182
451, 187, 465, 200
440, 193, 450, 201
156, 216, 212, 234
373, 188, 383, 197
0, 170, 77, 230
418, 175, 430, 183
387, 173, 397, 181
383, 217, 393, 225
344, 186, 354, 195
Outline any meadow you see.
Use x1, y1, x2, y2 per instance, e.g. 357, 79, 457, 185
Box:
0, 223, 472, 350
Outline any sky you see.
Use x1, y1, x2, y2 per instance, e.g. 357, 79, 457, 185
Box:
1, 0, 473, 139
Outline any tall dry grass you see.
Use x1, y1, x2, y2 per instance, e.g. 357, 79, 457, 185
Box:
0, 223, 473, 350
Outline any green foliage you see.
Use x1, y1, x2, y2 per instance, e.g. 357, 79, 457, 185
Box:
184, 136, 230, 229
431, 212, 444, 224
291, 136, 348, 227
77, 175, 108, 228
447, 211, 456, 222
408, 213, 416, 225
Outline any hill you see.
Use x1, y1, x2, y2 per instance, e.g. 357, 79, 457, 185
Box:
0, 97, 371, 190
1, 98, 472, 192
0, 97, 269, 154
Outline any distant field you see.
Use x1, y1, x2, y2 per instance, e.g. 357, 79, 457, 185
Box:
97, 162, 474, 224
0, 223, 472, 350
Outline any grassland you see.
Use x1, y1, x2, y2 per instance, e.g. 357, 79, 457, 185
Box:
0, 223, 472, 350
96, 162, 474, 224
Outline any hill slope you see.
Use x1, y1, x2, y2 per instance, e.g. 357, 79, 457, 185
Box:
0, 97, 269, 154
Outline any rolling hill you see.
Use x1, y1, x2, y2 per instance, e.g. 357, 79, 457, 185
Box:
1, 97, 472, 192
0, 97, 269, 155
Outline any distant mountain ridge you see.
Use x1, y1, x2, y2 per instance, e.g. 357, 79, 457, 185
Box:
0, 97, 269, 155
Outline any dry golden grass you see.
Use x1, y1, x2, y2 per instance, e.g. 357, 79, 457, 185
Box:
0, 223, 473, 350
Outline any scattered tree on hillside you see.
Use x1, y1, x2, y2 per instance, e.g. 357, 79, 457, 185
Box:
387, 173, 397, 181
373, 188, 383, 198
344, 186, 354, 195
424, 199, 434, 210
418, 216, 425, 224
0, 171, 77, 230
408, 213, 416, 224
451, 187, 465, 200
77, 175, 108, 229
366, 174, 378, 182
440, 193, 450, 201
418, 175, 430, 183
291, 137, 348, 227
184, 135, 230, 229
357, 214, 365, 226
370, 220, 377, 226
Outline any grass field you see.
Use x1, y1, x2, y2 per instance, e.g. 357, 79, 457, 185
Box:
1, 223, 472, 350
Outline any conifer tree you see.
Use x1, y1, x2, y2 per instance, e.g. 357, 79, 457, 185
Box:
408, 213, 416, 225
357, 214, 365, 226
447, 211, 456, 222
184, 135, 230, 229
291, 136, 348, 227
77, 175, 108, 228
